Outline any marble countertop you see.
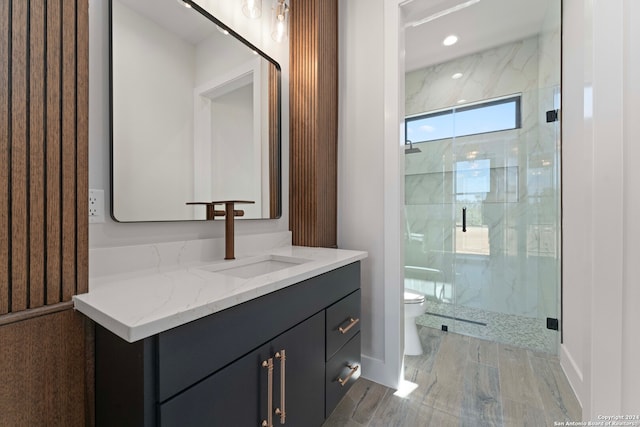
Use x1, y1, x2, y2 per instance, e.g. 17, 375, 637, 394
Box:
73, 246, 367, 343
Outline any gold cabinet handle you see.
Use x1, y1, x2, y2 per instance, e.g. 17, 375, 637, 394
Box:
337, 364, 360, 387
261, 358, 274, 427
338, 317, 360, 334
275, 350, 286, 424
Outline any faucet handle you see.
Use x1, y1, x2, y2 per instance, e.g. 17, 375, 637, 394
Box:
186, 202, 224, 220
186, 200, 255, 220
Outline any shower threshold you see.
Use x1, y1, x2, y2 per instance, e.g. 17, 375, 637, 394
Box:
424, 311, 487, 326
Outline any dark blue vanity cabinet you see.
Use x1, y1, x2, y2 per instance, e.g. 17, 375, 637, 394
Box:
95, 262, 362, 427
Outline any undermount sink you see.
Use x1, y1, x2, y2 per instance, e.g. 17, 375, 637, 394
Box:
198, 254, 310, 279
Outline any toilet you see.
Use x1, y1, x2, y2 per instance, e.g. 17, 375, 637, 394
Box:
404, 289, 427, 356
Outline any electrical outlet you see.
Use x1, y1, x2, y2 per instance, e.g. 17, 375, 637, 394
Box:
89, 189, 105, 223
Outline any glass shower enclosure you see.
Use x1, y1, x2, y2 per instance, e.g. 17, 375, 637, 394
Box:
404, 84, 561, 354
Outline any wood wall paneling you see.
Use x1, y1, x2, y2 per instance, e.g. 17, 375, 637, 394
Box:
269, 64, 280, 219
318, 0, 338, 248
290, 0, 339, 248
29, 0, 46, 309
11, 0, 29, 313
61, 0, 77, 301
0, 0, 88, 312
76, 0, 89, 295
46, 0, 63, 305
0, 309, 91, 426
0, 0, 10, 315
0, 0, 91, 424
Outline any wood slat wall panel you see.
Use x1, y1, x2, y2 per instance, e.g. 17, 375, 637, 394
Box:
0, 0, 9, 315
61, 0, 77, 301
11, 0, 29, 312
46, 0, 62, 305
269, 64, 280, 219
0, 1, 91, 424
29, 0, 46, 309
291, 0, 315, 246
0, 0, 88, 312
318, 0, 338, 248
290, 0, 338, 247
76, 0, 89, 295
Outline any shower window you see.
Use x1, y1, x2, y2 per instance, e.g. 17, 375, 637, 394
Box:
405, 95, 522, 143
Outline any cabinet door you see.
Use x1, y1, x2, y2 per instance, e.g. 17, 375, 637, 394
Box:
159, 342, 271, 427
160, 312, 326, 427
271, 311, 325, 427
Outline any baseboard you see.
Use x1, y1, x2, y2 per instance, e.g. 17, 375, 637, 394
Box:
360, 354, 400, 390
560, 344, 584, 412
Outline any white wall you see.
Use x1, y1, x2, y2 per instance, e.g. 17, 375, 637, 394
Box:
621, 0, 640, 411
561, 0, 640, 417
338, 0, 386, 369
338, 0, 404, 388
89, 0, 289, 248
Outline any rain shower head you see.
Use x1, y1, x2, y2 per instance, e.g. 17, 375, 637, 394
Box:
405, 140, 422, 154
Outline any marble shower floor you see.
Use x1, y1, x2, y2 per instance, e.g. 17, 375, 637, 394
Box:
322, 326, 581, 427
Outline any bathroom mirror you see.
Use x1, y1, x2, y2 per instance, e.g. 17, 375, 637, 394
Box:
110, 0, 281, 222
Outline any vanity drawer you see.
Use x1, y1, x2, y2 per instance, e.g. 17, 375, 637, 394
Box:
325, 332, 361, 418
326, 289, 361, 360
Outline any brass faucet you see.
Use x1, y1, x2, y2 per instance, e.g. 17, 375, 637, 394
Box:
186, 200, 255, 260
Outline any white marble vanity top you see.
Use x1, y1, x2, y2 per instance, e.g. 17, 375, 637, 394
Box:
73, 246, 367, 343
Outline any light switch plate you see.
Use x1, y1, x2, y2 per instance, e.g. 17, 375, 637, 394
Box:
89, 189, 105, 223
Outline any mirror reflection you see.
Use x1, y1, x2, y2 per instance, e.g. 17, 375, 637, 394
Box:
110, 0, 281, 222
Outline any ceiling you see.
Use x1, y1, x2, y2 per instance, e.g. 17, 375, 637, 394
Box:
402, 0, 556, 72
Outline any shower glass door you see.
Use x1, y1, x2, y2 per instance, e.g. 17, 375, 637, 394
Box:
404, 86, 561, 354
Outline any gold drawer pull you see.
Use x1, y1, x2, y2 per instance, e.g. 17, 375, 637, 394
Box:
338, 317, 360, 334
275, 350, 286, 424
261, 358, 274, 427
337, 364, 360, 387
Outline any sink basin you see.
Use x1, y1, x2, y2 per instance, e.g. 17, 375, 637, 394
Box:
198, 254, 310, 279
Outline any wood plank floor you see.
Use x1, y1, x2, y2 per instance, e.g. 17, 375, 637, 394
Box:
323, 326, 581, 427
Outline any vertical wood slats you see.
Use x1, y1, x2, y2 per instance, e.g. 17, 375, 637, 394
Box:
76, 0, 89, 295
61, 0, 77, 301
269, 64, 280, 219
46, 0, 62, 305
11, 0, 29, 312
318, 0, 338, 248
0, 0, 10, 314
0, 0, 88, 315
29, 0, 46, 308
290, 0, 339, 247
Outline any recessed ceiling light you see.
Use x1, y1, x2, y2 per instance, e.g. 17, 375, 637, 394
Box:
457, 99, 467, 104
176, 0, 192, 8
443, 35, 458, 46
216, 26, 229, 35
452, 72, 463, 79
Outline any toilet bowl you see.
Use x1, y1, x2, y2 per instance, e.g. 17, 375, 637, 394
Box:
404, 289, 427, 356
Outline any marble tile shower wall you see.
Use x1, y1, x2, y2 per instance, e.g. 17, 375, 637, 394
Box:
404, 25, 561, 353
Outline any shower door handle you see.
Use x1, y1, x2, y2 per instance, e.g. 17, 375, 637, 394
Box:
462, 207, 467, 232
